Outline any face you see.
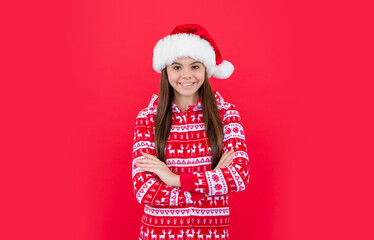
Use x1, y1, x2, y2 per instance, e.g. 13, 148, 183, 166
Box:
166, 57, 205, 100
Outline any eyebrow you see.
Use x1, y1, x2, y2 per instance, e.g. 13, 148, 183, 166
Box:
171, 61, 202, 65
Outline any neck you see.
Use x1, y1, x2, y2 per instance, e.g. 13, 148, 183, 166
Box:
172, 92, 200, 112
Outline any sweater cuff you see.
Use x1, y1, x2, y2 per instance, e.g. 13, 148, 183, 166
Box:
180, 173, 196, 192
190, 192, 206, 202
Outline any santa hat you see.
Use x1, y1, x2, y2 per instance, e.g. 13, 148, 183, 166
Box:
152, 24, 234, 79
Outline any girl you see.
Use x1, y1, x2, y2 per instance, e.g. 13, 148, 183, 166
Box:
132, 24, 250, 240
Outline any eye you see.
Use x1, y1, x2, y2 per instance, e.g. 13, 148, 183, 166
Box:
192, 65, 200, 69
173, 66, 181, 70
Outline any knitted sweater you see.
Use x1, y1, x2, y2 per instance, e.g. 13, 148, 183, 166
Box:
132, 91, 250, 240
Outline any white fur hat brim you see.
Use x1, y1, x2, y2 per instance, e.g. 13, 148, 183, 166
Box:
152, 32, 234, 79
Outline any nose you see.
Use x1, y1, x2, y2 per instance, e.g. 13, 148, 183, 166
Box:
181, 69, 192, 79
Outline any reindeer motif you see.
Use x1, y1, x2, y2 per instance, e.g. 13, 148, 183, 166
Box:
191, 145, 196, 157
150, 229, 157, 240
177, 144, 184, 156
137, 175, 144, 182
198, 143, 205, 155
140, 225, 144, 239
213, 229, 220, 239
176, 230, 184, 240
197, 113, 203, 121
145, 173, 153, 178
206, 229, 212, 240
212, 197, 218, 206
175, 115, 183, 124
144, 130, 150, 139
186, 229, 195, 239
143, 227, 149, 240
167, 145, 175, 157
235, 164, 242, 170
222, 229, 228, 239
159, 229, 166, 240
197, 178, 204, 186
196, 229, 204, 240
167, 229, 175, 239
191, 114, 196, 122
136, 129, 143, 139
224, 196, 228, 205
161, 189, 170, 196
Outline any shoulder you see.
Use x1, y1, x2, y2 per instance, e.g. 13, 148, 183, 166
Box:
135, 93, 158, 123
215, 91, 240, 118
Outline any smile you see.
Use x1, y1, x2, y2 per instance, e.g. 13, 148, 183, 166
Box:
178, 82, 195, 89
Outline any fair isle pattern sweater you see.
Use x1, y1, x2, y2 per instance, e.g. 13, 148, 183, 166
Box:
132, 91, 250, 240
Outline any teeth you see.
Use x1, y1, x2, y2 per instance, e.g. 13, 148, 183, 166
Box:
180, 83, 193, 86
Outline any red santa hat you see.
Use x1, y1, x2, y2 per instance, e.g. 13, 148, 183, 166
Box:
152, 24, 234, 79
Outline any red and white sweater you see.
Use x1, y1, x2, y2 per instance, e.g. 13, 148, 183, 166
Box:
132, 91, 250, 240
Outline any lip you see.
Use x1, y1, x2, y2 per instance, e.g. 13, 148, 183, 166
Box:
178, 82, 196, 89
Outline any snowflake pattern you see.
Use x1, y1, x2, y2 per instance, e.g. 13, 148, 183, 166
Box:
214, 184, 222, 190
212, 174, 219, 182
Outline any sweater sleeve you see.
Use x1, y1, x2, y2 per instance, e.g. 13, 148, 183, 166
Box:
179, 104, 250, 196
132, 108, 206, 206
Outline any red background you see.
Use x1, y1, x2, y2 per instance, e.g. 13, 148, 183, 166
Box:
1, 0, 373, 239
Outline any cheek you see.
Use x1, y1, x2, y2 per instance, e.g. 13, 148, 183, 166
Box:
196, 71, 205, 81
167, 72, 179, 84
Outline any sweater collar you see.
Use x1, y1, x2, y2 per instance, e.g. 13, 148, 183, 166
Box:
148, 90, 224, 112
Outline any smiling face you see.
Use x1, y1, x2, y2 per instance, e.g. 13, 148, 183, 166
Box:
166, 57, 206, 102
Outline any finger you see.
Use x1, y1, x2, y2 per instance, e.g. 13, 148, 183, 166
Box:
220, 150, 230, 162
228, 150, 236, 158
138, 157, 160, 164
135, 159, 161, 167
224, 158, 235, 168
216, 150, 232, 169
222, 150, 235, 163
141, 152, 162, 162
141, 152, 156, 159
137, 166, 156, 173
136, 163, 159, 172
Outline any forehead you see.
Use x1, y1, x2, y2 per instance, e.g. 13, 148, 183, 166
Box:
171, 56, 202, 64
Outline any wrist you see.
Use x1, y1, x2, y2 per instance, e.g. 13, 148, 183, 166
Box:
174, 174, 181, 187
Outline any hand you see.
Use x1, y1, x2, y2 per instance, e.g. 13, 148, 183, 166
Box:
136, 152, 180, 187
214, 149, 235, 170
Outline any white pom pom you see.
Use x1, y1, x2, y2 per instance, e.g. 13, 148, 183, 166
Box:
212, 60, 234, 79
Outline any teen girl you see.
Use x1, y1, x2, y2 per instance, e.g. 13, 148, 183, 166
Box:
132, 24, 250, 240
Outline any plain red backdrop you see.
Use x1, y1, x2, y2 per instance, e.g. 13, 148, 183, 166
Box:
1, 0, 373, 240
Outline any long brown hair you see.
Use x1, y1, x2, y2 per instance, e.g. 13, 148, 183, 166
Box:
154, 68, 224, 169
